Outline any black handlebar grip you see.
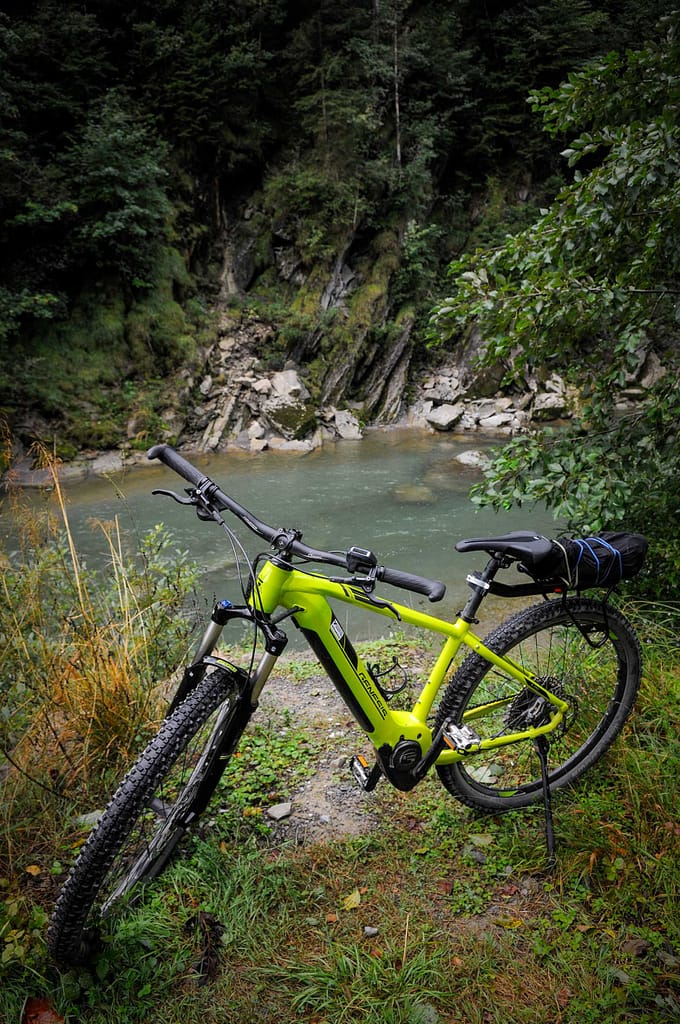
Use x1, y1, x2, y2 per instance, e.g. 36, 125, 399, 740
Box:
147, 444, 208, 488
379, 566, 446, 603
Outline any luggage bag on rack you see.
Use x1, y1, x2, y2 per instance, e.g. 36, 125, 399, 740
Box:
524, 531, 648, 591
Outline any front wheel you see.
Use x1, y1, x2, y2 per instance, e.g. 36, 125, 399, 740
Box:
435, 598, 641, 812
48, 667, 244, 966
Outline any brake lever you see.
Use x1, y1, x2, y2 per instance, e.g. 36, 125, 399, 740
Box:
328, 571, 402, 620
152, 487, 197, 506
152, 486, 224, 525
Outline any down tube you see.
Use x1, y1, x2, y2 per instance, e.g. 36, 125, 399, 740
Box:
285, 589, 439, 751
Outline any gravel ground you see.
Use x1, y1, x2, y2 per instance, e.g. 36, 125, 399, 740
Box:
255, 666, 384, 844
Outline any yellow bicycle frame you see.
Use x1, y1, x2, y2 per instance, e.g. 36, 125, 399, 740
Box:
251, 559, 570, 767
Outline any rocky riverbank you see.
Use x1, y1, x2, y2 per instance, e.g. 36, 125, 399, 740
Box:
4, 310, 666, 488
169, 311, 666, 455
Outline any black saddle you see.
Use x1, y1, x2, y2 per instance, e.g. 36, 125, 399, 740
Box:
455, 531, 554, 568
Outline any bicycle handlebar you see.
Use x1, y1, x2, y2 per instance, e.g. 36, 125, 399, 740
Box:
148, 442, 283, 544
148, 443, 446, 603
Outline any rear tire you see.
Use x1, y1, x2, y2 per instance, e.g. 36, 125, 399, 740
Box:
48, 668, 241, 965
435, 598, 641, 812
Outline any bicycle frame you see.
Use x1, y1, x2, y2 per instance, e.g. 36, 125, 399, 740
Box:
212, 556, 572, 778
145, 442, 572, 792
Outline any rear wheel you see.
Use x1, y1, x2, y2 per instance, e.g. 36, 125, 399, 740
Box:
48, 668, 243, 965
435, 598, 641, 811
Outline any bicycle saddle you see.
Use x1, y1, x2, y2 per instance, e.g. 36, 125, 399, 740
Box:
455, 531, 554, 567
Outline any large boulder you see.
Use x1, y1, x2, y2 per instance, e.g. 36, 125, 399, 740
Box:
425, 402, 464, 431
261, 370, 316, 439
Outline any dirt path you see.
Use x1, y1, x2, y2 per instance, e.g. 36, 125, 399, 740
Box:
253, 662, 556, 942
256, 667, 384, 844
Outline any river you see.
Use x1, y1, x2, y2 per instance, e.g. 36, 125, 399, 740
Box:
1, 429, 560, 642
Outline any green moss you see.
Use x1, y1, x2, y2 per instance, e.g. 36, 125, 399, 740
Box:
291, 269, 328, 318
266, 399, 317, 439
67, 416, 125, 449
126, 247, 198, 372
4, 255, 203, 451
348, 283, 386, 334
126, 295, 194, 372
371, 229, 402, 271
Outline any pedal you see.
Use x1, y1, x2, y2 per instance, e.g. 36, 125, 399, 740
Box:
442, 721, 482, 754
350, 754, 382, 792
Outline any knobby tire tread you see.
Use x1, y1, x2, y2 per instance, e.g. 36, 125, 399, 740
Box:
47, 669, 235, 965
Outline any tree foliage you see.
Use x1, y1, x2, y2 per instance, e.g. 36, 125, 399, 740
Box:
431, 12, 680, 593
64, 93, 172, 284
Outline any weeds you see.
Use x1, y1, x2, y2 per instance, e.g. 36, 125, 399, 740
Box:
1, 447, 198, 793
0, 448, 199, 1004
218, 718, 313, 817
281, 942, 450, 1024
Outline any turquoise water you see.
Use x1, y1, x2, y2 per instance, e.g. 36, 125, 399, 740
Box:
2, 429, 560, 641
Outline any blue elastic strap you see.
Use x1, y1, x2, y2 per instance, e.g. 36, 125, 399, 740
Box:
581, 540, 601, 582
586, 536, 622, 583
570, 540, 587, 586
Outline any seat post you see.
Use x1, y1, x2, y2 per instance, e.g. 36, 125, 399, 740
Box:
460, 555, 505, 622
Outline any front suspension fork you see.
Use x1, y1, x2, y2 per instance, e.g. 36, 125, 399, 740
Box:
166, 600, 288, 716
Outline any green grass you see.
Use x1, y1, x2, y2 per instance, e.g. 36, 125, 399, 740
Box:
1, 606, 679, 1023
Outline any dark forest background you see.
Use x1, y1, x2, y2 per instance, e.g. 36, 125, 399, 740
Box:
0, 1, 673, 442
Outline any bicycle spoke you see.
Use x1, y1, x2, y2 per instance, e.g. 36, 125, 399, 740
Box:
436, 600, 640, 810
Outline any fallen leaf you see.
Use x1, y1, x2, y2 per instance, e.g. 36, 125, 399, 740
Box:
22, 997, 65, 1024
621, 938, 651, 957
343, 888, 361, 910
496, 916, 523, 929
326, 912, 338, 923
468, 833, 494, 848
24, 865, 41, 877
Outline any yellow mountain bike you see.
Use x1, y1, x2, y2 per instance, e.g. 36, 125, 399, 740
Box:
48, 444, 645, 965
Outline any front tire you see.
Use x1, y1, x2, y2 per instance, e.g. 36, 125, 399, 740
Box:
435, 598, 641, 812
48, 668, 241, 965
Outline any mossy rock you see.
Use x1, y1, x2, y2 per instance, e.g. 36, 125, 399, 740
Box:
263, 399, 317, 439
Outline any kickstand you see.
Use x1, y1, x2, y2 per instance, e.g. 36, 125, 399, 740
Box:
533, 735, 557, 869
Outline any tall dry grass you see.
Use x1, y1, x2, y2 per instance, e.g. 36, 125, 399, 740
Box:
1, 443, 198, 797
